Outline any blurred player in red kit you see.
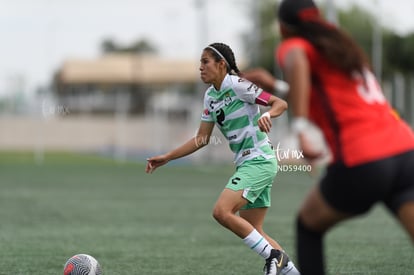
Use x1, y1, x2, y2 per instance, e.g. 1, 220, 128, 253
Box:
243, 0, 414, 274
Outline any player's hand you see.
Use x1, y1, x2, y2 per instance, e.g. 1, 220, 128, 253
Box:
258, 112, 272, 133
145, 155, 169, 174
298, 132, 324, 160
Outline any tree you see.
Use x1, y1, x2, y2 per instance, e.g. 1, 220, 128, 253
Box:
384, 33, 414, 74
337, 5, 376, 61
244, 1, 414, 79
243, 0, 281, 74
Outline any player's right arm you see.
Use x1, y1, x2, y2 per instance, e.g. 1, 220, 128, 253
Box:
146, 121, 214, 173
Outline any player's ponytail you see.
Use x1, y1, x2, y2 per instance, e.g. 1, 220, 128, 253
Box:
206, 43, 241, 76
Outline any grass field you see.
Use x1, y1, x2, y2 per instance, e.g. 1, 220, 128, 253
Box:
0, 152, 412, 275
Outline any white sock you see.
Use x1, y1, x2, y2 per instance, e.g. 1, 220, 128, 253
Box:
243, 229, 273, 259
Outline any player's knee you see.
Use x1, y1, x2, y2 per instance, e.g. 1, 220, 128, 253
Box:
296, 215, 323, 238
397, 201, 414, 243
298, 210, 318, 230
298, 211, 328, 234
212, 206, 231, 225
212, 206, 223, 223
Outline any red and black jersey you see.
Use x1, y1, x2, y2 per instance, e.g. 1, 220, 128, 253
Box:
277, 38, 414, 166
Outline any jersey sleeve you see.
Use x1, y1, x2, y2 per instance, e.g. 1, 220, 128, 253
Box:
276, 38, 316, 69
201, 93, 214, 122
233, 77, 266, 104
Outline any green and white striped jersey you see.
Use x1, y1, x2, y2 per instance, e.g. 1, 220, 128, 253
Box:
201, 74, 276, 166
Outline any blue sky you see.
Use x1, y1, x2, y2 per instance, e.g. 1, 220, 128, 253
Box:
1, 0, 413, 97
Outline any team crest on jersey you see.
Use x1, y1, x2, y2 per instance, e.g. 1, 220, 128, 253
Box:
224, 93, 233, 106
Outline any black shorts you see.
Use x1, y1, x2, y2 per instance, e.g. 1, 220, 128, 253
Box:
320, 150, 414, 215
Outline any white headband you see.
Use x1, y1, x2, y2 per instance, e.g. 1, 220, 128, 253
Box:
207, 46, 230, 69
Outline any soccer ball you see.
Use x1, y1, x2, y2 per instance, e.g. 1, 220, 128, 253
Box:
63, 254, 102, 275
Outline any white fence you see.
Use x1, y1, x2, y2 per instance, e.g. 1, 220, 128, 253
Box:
0, 112, 298, 165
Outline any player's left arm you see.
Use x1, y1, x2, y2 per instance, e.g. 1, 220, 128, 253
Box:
242, 68, 289, 98
236, 78, 288, 133
256, 92, 288, 133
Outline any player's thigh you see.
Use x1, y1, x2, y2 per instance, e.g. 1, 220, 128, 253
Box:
213, 188, 248, 214
224, 157, 277, 211
299, 185, 351, 232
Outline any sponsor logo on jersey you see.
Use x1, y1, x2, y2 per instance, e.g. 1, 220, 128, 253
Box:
242, 150, 251, 157
228, 134, 237, 141
247, 83, 260, 93
209, 100, 218, 109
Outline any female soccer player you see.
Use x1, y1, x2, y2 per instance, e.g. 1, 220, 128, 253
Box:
146, 42, 300, 275
243, 0, 414, 274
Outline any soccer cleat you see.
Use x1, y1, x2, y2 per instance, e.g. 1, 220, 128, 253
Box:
281, 260, 301, 275
263, 249, 289, 275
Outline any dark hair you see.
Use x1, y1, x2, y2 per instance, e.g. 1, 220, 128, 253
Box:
295, 22, 369, 76
277, 0, 370, 76
205, 42, 241, 76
